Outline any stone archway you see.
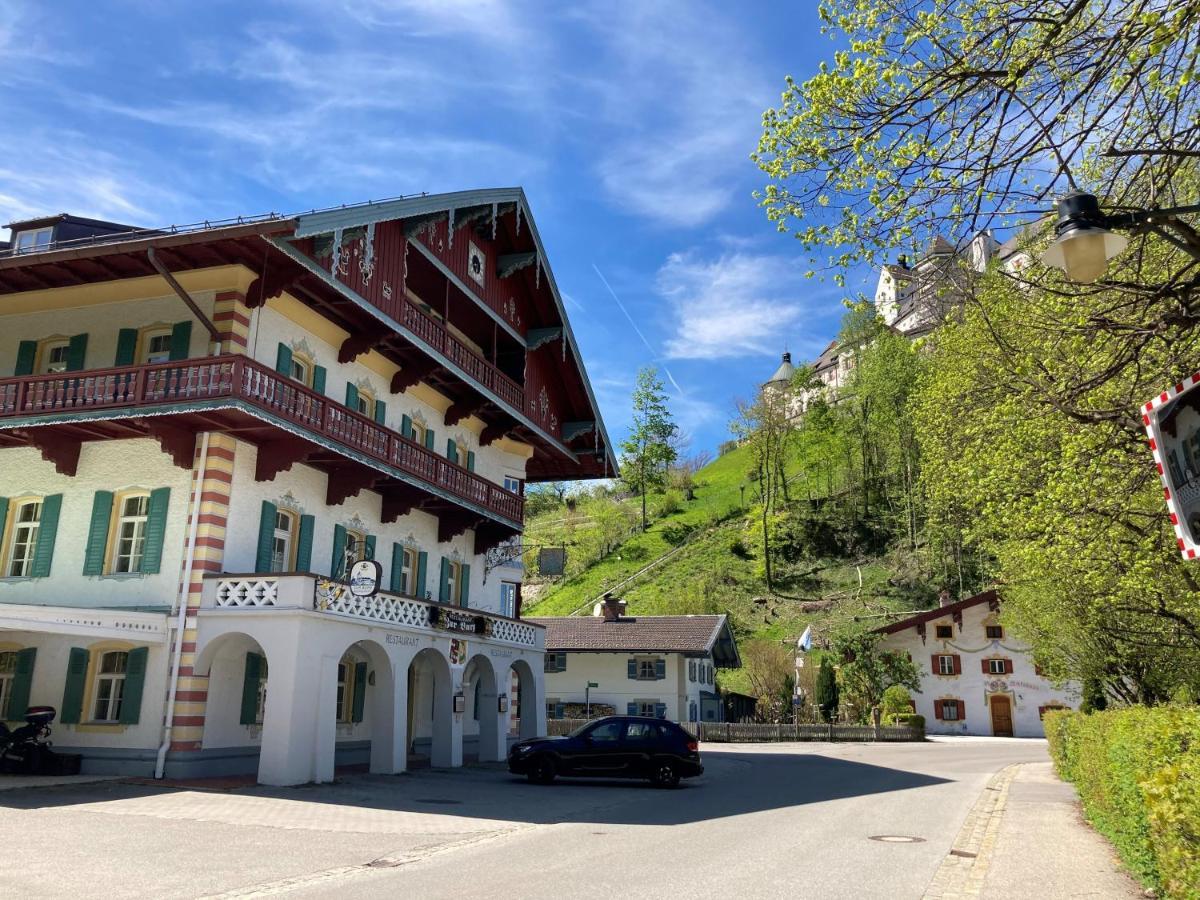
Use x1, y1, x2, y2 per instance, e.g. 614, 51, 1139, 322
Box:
510, 657, 543, 740
463, 654, 504, 762
191, 631, 270, 777
407, 646, 456, 767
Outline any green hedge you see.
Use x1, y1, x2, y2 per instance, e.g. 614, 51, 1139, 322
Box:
1045, 707, 1200, 898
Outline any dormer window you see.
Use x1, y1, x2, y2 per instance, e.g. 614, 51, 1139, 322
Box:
14, 228, 52, 255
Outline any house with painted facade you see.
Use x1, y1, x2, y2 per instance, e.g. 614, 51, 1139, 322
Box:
874, 591, 1078, 737
0, 190, 615, 785
529, 598, 741, 723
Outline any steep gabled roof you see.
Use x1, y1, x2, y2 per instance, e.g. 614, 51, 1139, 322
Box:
528, 614, 741, 666
875, 589, 1000, 635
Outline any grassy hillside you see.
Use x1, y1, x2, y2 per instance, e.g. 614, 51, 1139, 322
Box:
523, 445, 929, 694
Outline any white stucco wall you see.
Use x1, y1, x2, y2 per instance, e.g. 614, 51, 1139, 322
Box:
0, 440, 193, 609
542, 650, 718, 722
0, 628, 169, 752
877, 602, 1079, 737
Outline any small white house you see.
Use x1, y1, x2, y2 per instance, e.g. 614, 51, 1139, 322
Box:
875, 590, 1078, 737
528, 598, 741, 723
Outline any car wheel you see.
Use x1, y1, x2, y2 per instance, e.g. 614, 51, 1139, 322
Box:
527, 755, 556, 785
650, 760, 679, 789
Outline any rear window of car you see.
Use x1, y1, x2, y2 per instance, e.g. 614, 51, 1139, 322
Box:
625, 722, 658, 741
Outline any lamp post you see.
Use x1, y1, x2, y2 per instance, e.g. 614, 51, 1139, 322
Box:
1041, 190, 1200, 283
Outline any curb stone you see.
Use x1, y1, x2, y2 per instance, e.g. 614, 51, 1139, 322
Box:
923, 763, 1019, 899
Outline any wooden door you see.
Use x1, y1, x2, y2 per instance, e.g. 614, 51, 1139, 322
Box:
990, 695, 1014, 737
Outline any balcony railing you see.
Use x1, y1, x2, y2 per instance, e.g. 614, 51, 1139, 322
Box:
0, 355, 524, 524
203, 573, 542, 648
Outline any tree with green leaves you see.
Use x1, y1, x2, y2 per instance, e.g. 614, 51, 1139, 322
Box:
734, 382, 794, 588
620, 366, 678, 532
815, 657, 840, 723
833, 631, 921, 724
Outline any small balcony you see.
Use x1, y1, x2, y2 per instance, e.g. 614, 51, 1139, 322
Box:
0, 355, 524, 529
202, 573, 543, 649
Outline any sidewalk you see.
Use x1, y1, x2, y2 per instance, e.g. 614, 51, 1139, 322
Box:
925, 761, 1143, 898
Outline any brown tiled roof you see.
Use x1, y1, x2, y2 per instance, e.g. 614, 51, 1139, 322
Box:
528, 614, 738, 663
874, 590, 1000, 635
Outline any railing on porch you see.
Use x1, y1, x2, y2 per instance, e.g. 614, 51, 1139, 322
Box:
205, 574, 542, 649
0, 354, 524, 524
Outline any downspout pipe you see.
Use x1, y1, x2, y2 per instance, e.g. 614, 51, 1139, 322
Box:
156, 429, 210, 779
147, 247, 221, 343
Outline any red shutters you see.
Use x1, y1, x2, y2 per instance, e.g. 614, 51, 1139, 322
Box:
931, 654, 939, 674
1004, 658, 1014, 674
981, 658, 991, 674
956, 699, 965, 719
932, 654, 963, 675
952, 654, 962, 675
934, 699, 966, 721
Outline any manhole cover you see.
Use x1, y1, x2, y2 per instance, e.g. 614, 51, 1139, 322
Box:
415, 798, 463, 805
868, 835, 926, 844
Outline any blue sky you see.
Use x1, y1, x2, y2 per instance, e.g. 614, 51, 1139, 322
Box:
0, 1, 870, 456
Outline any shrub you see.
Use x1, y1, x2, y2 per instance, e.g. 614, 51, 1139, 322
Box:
1045, 707, 1200, 897
886, 713, 925, 732
881, 684, 913, 720
661, 521, 696, 546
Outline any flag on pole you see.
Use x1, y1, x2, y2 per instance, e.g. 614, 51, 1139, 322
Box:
797, 625, 813, 652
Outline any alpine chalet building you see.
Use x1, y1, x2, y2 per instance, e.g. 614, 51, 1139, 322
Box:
0, 191, 615, 784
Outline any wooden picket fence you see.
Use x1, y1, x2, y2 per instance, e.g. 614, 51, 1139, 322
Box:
545, 718, 923, 742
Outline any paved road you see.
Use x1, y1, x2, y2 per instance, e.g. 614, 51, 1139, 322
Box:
0, 738, 1056, 899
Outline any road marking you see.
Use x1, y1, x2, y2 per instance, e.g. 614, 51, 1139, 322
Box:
922, 763, 1020, 899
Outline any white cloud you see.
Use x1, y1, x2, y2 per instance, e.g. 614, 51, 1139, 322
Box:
656, 250, 812, 360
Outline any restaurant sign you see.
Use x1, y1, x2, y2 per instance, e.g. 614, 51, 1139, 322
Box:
429, 606, 493, 637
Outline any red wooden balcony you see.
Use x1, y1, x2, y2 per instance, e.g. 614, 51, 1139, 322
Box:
0, 355, 524, 526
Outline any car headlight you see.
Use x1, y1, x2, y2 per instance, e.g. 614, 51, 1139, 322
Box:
515, 745, 532, 753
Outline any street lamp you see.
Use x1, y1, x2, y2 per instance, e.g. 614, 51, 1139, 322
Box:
1041, 190, 1200, 283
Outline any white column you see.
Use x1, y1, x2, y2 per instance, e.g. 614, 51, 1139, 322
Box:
371, 655, 409, 775
431, 668, 462, 768
257, 624, 338, 787
476, 679, 507, 763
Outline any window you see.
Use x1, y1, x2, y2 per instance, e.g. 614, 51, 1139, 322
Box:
500, 581, 517, 617
343, 528, 366, 577
587, 721, 623, 743
142, 330, 173, 364
546, 699, 561, 720
290, 356, 311, 385
636, 701, 658, 717
985, 624, 1004, 640
92, 651, 128, 722
255, 658, 269, 725
0, 651, 16, 719
334, 660, 363, 724
271, 510, 296, 573
936, 654, 957, 676
446, 560, 461, 604
503, 476, 523, 495
544, 652, 566, 673
112, 494, 150, 574
39, 340, 70, 374
396, 546, 417, 595
688, 660, 697, 681
355, 389, 375, 418
935, 624, 953, 639
939, 699, 961, 721
638, 659, 657, 680
625, 721, 659, 742
14, 228, 52, 254
987, 659, 1009, 675
6, 499, 41, 577
411, 420, 428, 447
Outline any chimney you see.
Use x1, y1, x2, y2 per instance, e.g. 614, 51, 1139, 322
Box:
938, 589, 953, 608
599, 592, 627, 621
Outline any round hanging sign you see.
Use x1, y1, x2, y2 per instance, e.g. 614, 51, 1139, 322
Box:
349, 559, 382, 597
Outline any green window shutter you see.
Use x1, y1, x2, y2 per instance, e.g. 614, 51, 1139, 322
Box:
424, 428, 435, 450
365, 534, 377, 560
66, 334, 89, 372
460, 563, 471, 607
83, 491, 114, 575
626, 702, 638, 715
118, 646, 148, 725
140, 487, 171, 574
60, 648, 89, 724
351, 661, 368, 723
255, 501, 278, 572
275, 343, 293, 375
374, 399, 387, 424
446, 438, 457, 461
654, 703, 667, 719
169, 321, 192, 361
239, 652, 262, 725
311, 365, 327, 395
466, 451, 475, 472
114, 329, 138, 366
7, 647, 36, 719
0, 497, 9, 554
31, 493, 62, 578
390, 543, 405, 593
655, 658, 666, 680
627, 659, 638, 679
331, 524, 347, 577
401, 414, 413, 439
14, 340, 37, 376
439, 557, 450, 603
416, 550, 428, 599
295, 514, 315, 572
345, 383, 359, 410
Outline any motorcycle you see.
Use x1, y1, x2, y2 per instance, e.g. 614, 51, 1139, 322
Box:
0, 705, 57, 774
